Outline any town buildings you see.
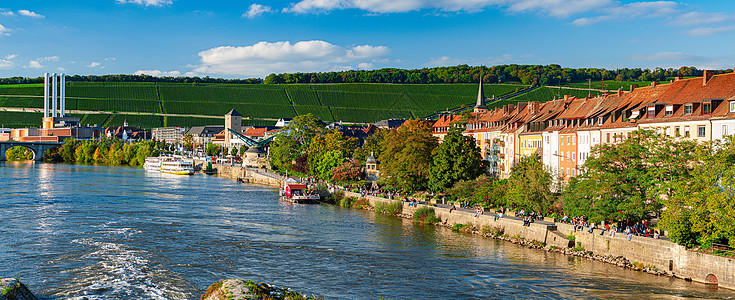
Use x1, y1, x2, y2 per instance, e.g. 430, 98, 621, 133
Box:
458, 69, 735, 181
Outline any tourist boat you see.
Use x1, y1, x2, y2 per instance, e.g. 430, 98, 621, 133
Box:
279, 184, 320, 204
143, 157, 161, 171
160, 159, 194, 175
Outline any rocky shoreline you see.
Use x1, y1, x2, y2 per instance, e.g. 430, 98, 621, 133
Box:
200, 279, 319, 300
0, 278, 37, 300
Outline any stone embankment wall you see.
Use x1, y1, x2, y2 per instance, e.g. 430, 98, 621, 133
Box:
343, 191, 735, 290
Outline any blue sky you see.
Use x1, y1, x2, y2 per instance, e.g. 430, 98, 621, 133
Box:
0, 0, 734, 78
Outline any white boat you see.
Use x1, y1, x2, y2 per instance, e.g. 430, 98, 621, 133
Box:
160, 159, 194, 175
143, 157, 161, 171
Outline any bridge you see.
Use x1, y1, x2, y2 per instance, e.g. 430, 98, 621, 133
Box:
0, 141, 64, 161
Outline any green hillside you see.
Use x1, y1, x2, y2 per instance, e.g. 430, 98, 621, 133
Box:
0, 82, 529, 124
489, 87, 600, 109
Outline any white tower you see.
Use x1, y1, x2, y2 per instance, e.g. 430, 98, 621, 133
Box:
60, 73, 65, 117
52, 73, 58, 117
43, 73, 49, 118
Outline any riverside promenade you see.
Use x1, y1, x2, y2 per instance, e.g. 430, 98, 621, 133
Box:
342, 191, 735, 291
202, 162, 734, 291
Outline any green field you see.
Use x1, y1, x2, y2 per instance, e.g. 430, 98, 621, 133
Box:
0, 82, 530, 123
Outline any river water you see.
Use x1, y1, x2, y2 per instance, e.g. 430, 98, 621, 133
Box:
1, 162, 734, 300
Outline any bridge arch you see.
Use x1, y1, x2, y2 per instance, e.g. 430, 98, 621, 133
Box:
0, 141, 64, 162
2, 145, 38, 161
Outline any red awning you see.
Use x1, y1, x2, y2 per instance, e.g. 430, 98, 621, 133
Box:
286, 184, 307, 190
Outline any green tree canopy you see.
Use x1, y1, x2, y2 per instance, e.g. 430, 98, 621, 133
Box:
503, 152, 554, 213
428, 127, 487, 192
378, 120, 438, 191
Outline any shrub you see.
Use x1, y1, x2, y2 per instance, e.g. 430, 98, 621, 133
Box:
451, 223, 474, 233
573, 242, 585, 252
481, 225, 504, 236
323, 190, 344, 205
340, 197, 356, 208
375, 200, 402, 216
567, 234, 576, 241
531, 240, 546, 247
414, 206, 440, 224
352, 198, 371, 209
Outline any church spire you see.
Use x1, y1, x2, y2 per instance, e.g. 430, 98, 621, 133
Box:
474, 73, 487, 112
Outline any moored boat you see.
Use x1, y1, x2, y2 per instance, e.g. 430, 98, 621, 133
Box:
143, 157, 161, 171
160, 159, 194, 175
279, 184, 320, 204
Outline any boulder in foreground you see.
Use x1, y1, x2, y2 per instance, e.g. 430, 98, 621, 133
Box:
201, 279, 320, 300
0, 278, 37, 300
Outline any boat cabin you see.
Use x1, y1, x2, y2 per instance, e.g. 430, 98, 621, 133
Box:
283, 184, 308, 198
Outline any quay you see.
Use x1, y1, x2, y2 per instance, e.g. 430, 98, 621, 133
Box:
201, 161, 734, 291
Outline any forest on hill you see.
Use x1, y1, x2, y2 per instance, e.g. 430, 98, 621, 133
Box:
0, 64, 725, 87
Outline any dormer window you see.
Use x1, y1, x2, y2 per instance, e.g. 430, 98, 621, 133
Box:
598, 117, 603, 125
647, 106, 656, 119
703, 103, 712, 115
665, 105, 673, 116
730, 101, 735, 113
684, 104, 693, 115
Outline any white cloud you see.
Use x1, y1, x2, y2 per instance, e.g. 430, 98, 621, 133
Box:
424, 56, 467, 67
284, 0, 614, 16
115, 0, 173, 7
56, 67, 66, 71
0, 24, 10, 36
626, 52, 735, 70
0, 59, 13, 69
672, 11, 729, 26
39, 56, 59, 62
194, 40, 390, 77
243, 4, 273, 18
87, 62, 101, 68
134, 69, 182, 77
25, 60, 43, 69
17, 10, 44, 18
357, 62, 374, 69
5, 54, 16, 60
686, 25, 735, 37
572, 1, 677, 25
0, 9, 13, 16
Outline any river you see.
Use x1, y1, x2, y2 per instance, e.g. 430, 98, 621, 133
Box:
1, 162, 734, 299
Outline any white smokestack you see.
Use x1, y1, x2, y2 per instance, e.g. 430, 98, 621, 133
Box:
52, 73, 57, 118
60, 73, 65, 117
43, 73, 49, 118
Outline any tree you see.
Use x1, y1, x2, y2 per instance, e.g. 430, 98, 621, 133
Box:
314, 150, 345, 180
308, 129, 357, 178
182, 134, 194, 151
660, 135, 735, 248
206, 142, 221, 157
503, 152, 554, 213
268, 113, 326, 173
331, 160, 364, 182
428, 127, 487, 192
230, 147, 238, 156
379, 120, 438, 191
564, 130, 699, 223
240, 145, 249, 155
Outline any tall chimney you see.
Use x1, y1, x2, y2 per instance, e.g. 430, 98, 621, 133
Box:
43, 73, 49, 118
703, 70, 714, 86
60, 73, 65, 117
630, 84, 638, 92
52, 73, 57, 118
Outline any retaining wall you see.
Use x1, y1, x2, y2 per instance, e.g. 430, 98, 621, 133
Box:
344, 191, 735, 290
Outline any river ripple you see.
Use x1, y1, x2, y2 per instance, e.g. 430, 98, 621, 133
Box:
1, 162, 734, 299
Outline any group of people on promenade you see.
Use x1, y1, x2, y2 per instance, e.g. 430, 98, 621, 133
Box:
560, 215, 661, 240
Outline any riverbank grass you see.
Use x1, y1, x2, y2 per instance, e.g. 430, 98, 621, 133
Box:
375, 201, 402, 216
414, 207, 440, 224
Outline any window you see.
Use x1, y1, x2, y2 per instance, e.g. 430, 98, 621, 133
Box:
567, 168, 570, 177
730, 101, 735, 113
724, 125, 729, 136
665, 127, 671, 136
572, 136, 576, 145
572, 169, 576, 177
703, 103, 712, 115
647, 107, 656, 118
674, 126, 680, 137
698, 125, 706, 137
665, 105, 673, 116
606, 133, 611, 143
572, 152, 576, 161
685, 126, 690, 137
684, 104, 693, 115
598, 117, 603, 125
